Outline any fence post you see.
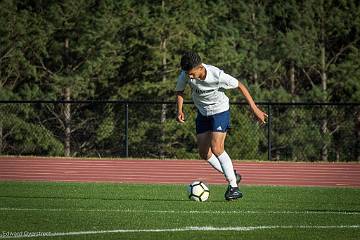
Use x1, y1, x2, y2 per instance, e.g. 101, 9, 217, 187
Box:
267, 104, 272, 161
125, 103, 129, 158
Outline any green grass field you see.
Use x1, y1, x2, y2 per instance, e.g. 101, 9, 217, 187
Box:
0, 181, 359, 240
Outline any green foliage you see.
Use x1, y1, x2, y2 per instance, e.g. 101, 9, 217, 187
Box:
163, 105, 198, 159
227, 107, 265, 160
96, 114, 115, 143
0, 0, 359, 160
1, 112, 63, 155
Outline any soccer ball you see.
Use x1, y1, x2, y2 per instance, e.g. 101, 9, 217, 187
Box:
187, 181, 210, 202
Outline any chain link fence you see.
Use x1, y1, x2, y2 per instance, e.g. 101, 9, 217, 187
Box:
0, 101, 359, 161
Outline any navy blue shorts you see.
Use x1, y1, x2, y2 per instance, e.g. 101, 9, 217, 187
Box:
196, 110, 230, 134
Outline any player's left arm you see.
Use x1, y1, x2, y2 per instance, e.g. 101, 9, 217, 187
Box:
218, 71, 267, 125
237, 81, 268, 125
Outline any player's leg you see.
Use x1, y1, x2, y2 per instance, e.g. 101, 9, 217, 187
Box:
197, 132, 223, 173
197, 132, 240, 183
209, 132, 241, 184
210, 131, 242, 200
210, 110, 240, 187
210, 132, 237, 187
210, 110, 242, 200
196, 111, 224, 173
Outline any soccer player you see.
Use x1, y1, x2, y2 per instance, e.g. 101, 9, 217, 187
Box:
176, 51, 267, 201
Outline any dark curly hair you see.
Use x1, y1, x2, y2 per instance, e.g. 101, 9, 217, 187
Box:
180, 51, 202, 71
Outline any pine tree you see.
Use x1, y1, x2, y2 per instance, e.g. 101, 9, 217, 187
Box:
0, 0, 64, 155
210, 1, 273, 160
0, 0, 125, 156
114, 0, 208, 158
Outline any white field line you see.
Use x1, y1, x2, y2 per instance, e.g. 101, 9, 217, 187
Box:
0, 225, 359, 239
0, 207, 359, 215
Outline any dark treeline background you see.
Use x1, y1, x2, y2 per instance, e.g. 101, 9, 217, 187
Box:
0, 0, 359, 161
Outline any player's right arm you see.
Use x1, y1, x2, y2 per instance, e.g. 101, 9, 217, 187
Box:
176, 91, 185, 123
175, 71, 187, 123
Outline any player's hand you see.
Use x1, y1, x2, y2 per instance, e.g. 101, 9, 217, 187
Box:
253, 107, 268, 126
177, 111, 186, 123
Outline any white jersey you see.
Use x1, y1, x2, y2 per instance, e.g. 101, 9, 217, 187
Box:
175, 63, 239, 116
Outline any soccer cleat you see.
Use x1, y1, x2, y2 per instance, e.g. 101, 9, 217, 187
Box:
225, 185, 243, 201
234, 170, 242, 185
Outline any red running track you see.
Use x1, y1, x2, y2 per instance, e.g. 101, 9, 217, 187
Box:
0, 156, 360, 187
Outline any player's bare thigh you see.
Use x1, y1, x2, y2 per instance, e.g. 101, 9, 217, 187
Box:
197, 131, 227, 159
210, 131, 226, 156
197, 131, 212, 160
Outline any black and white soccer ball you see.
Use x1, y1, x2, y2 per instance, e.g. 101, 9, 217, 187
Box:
187, 181, 210, 202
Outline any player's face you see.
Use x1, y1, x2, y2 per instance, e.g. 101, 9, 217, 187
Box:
187, 65, 205, 80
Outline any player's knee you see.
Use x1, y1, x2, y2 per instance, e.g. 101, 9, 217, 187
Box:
211, 145, 224, 157
199, 150, 212, 160
199, 152, 209, 160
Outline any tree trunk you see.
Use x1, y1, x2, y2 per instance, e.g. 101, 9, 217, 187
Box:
252, 72, 258, 84
320, 61, 328, 161
290, 61, 295, 96
289, 61, 297, 161
159, 0, 167, 159
0, 120, 2, 155
64, 87, 71, 157
251, 10, 257, 85
321, 52, 329, 161
275, 149, 280, 161
160, 41, 167, 158
320, 5, 328, 161
64, 38, 71, 157
356, 112, 360, 161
